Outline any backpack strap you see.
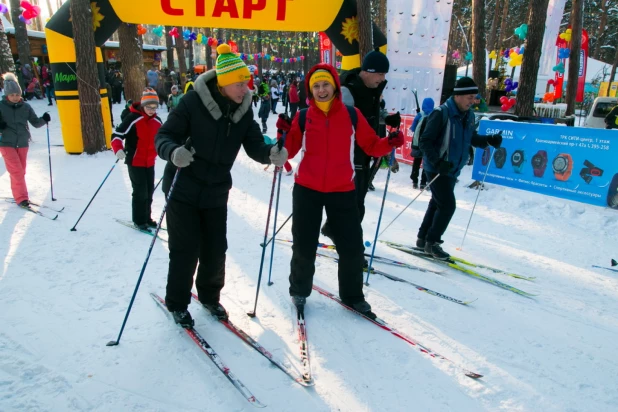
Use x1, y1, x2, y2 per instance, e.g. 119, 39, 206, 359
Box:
298, 105, 357, 134
298, 108, 308, 133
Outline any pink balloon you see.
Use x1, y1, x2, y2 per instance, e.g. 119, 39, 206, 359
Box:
0, 4, 7, 13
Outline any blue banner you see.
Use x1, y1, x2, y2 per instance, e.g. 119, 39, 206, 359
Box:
472, 120, 618, 209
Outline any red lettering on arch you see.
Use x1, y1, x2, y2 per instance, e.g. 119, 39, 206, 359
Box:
161, 0, 183, 16
213, 0, 240, 18
196, 0, 206, 16
243, 0, 266, 19
276, 0, 287, 20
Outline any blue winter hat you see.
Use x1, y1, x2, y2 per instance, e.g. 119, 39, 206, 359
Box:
361, 51, 390, 73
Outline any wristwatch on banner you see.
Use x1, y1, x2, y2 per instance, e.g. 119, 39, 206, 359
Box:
531, 150, 548, 177
511, 149, 525, 174
552, 153, 573, 181
494, 147, 507, 169
579, 160, 604, 184
608, 173, 618, 209
481, 147, 491, 166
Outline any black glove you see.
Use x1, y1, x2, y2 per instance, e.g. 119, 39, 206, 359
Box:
487, 132, 502, 148
0, 120, 7, 130
42, 112, 51, 123
384, 112, 402, 128
438, 160, 453, 175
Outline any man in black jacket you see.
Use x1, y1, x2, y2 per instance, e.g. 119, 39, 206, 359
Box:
155, 44, 289, 327
321, 51, 400, 239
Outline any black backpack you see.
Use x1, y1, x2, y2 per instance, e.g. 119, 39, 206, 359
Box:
298, 105, 358, 133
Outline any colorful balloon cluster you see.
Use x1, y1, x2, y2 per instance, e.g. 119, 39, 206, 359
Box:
543, 80, 556, 102
559, 29, 572, 42
137, 24, 147, 35
18, 1, 41, 25
238, 53, 305, 63
504, 78, 519, 93
183, 29, 198, 41
451, 50, 461, 60
464, 51, 473, 61
558, 47, 570, 59
488, 50, 497, 59
0, 4, 7, 14
499, 96, 516, 112
168, 27, 179, 38
514, 24, 528, 40
552, 62, 565, 74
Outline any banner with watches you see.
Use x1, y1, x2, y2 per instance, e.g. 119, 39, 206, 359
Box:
472, 120, 618, 210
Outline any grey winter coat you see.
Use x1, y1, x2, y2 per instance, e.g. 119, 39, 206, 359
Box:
0, 98, 47, 148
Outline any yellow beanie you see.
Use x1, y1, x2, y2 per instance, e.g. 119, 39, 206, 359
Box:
216, 43, 251, 87
309, 69, 335, 90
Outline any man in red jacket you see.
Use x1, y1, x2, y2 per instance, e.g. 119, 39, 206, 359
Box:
111, 88, 162, 230
277, 64, 404, 318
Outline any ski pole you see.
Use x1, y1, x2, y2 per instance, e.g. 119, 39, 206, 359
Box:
45, 123, 56, 201
154, 176, 163, 192
365, 146, 396, 285
248, 137, 284, 317
457, 147, 495, 251
70, 159, 120, 231
266, 133, 286, 286
107, 138, 192, 347
260, 212, 292, 248
267, 167, 283, 286
377, 173, 441, 238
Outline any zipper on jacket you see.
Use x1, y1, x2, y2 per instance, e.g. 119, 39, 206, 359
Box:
323, 117, 329, 191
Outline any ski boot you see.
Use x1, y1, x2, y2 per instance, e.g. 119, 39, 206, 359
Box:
424, 241, 450, 260
291, 295, 306, 313
415, 237, 426, 249
171, 309, 194, 328
345, 300, 376, 320
202, 301, 229, 321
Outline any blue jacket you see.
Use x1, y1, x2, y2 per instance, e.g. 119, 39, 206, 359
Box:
419, 97, 488, 177
146, 70, 158, 87
410, 98, 435, 157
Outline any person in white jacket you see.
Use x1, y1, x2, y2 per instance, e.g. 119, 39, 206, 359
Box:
270, 79, 281, 114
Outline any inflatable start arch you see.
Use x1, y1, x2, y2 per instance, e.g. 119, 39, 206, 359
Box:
45, 0, 386, 154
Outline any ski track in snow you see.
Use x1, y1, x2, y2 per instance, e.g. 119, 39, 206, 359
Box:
0, 99, 617, 411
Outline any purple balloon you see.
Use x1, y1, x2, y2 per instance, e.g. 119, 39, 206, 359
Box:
0, 4, 7, 13
505, 85, 513, 92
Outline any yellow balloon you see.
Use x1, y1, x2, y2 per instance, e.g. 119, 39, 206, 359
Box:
489, 50, 497, 59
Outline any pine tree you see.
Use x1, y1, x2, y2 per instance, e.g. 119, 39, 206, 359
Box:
119, 23, 145, 102
70, 0, 105, 154
10, 0, 32, 67
0, 15, 15, 74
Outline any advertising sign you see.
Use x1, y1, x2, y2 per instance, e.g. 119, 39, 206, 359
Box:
472, 120, 618, 209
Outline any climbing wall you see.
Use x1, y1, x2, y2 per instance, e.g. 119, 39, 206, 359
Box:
383, 0, 455, 163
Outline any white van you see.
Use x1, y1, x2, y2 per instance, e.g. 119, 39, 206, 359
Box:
585, 97, 618, 129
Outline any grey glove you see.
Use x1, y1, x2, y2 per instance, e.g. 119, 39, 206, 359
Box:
390, 158, 400, 173
115, 149, 126, 160
171, 146, 195, 168
269, 145, 288, 167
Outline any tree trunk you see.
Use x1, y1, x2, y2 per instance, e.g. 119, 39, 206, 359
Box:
119, 23, 145, 102
187, 27, 194, 68
176, 28, 187, 87
46, 0, 54, 17
488, 0, 502, 52
303, 32, 309, 75
205, 27, 213, 70
10, 0, 31, 66
257, 30, 263, 76
607, 46, 618, 96
497, 0, 510, 49
70, 0, 105, 154
32, 0, 43, 31
356, 0, 373, 61
165, 26, 174, 70
565, 0, 583, 116
0, 17, 15, 75
515, 0, 551, 116
471, 0, 486, 96
593, 0, 608, 59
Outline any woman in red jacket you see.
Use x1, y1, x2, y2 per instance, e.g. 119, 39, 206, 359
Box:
278, 64, 404, 318
111, 88, 162, 230
288, 79, 300, 119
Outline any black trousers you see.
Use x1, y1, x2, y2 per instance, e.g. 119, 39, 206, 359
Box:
417, 172, 457, 243
290, 184, 365, 304
289, 102, 299, 119
165, 199, 228, 312
112, 86, 122, 104
322, 165, 370, 235
410, 157, 427, 186
127, 165, 154, 225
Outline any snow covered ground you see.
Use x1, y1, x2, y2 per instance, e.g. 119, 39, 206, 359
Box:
1, 98, 617, 412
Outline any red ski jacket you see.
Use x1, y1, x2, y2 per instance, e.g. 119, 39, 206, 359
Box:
285, 64, 392, 193
111, 103, 162, 167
